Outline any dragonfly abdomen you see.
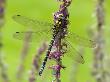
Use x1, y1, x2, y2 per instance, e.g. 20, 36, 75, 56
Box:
39, 33, 57, 76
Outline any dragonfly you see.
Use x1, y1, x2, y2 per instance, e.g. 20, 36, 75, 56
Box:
12, 14, 96, 76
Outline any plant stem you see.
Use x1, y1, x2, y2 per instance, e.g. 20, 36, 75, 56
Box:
29, 42, 47, 82
91, 0, 107, 82
16, 31, 32, 80
0, 0, 9, 82
51, 0, 72, 82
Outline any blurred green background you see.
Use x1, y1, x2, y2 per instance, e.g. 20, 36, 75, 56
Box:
1, 0, 110, 82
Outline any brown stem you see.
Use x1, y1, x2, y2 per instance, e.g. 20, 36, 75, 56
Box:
0, 0, 9, 82
53, 0, 72, 82
16, 31, 32, 80
56, 36, 62, 82
29, 42, 47, 82
91, 0, 106, 82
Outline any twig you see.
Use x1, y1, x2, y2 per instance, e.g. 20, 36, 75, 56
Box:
49, 0, 72, 82
16, 31, 32, 80
90, 0, 107, 82
29, 42, 47, 82
0, 0, 10, 82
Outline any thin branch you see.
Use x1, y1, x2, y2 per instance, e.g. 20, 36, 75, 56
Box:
16, 31, 32, 80
90, 0, 107, 82
49, 0, 72, 82
0, 0, 10, 82
29, 42, 47, 82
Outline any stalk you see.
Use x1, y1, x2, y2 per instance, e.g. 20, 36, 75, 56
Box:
90, 0, 107, 82
16, 31, 32, 80
49, 0, 72, 82
0, 0, 9, 82
29, 42, 47, 82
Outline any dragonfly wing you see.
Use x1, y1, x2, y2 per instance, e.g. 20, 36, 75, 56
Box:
13, 30, 52, 42
66, 32, 96, 48
62, 39, 85, 64
12, 15, 53, 31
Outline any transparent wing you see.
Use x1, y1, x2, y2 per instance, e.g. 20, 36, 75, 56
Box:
13, 30, 52, 42
12, 15, 53, 31
66, 32, 96, 48
62, 39, 85, 64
